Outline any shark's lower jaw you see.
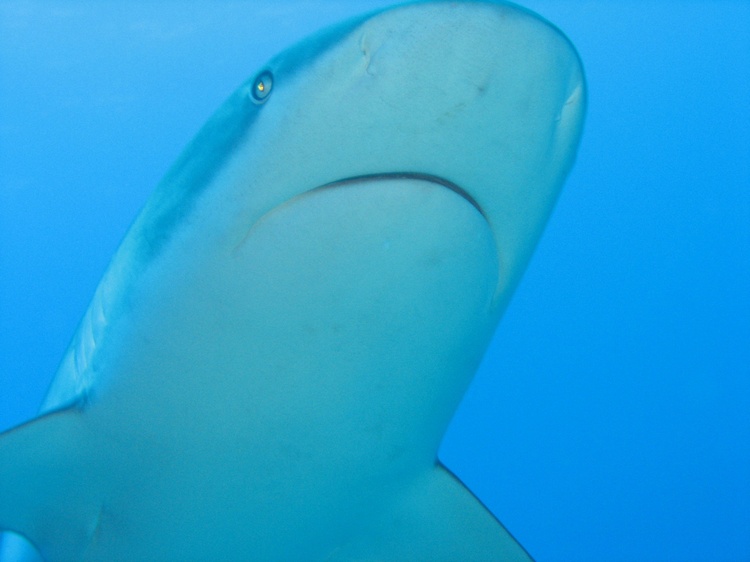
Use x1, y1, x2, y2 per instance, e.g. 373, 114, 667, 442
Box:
0, 175, 504, 561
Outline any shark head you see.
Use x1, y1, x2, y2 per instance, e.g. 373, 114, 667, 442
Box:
1, 2, 585, 561
129, 0, 585, 303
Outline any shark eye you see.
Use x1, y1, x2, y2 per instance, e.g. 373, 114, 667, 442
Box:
251, 70, 274, 104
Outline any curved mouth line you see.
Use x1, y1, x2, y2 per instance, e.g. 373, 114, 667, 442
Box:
313, 172, 486, 220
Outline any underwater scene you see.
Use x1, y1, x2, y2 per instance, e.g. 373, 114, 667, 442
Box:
0, 1, 748, 561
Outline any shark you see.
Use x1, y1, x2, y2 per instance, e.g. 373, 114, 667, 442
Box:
0, 1, 585, 560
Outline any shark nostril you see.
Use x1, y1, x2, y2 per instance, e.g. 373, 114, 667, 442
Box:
359, 34, 378, 76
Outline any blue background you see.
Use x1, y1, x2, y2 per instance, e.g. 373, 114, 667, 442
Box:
1, 1, 748, 561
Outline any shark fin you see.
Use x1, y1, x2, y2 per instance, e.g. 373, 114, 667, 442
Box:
0, 409, 100, 562
332, 463, 534, 561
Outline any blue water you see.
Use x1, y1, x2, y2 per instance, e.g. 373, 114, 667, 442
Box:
0, 2, 748, 561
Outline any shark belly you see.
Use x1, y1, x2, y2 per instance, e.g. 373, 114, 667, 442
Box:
85, 178, 502, 559
2, 179, 527, 560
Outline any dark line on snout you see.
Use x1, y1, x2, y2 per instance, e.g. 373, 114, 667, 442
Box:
313, 172, 487, 221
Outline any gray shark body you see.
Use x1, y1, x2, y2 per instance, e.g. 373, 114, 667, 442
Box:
0, 1, 585, 560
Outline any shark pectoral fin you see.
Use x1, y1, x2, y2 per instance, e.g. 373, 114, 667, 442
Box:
336, 464, 533, 562
0, 408, 101, 562
394, 464, 534, 562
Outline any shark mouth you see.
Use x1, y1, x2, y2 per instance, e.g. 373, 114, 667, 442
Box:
312, 172, 486, 221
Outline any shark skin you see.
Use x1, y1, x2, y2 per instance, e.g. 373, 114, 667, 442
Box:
0, 1, 585, 561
